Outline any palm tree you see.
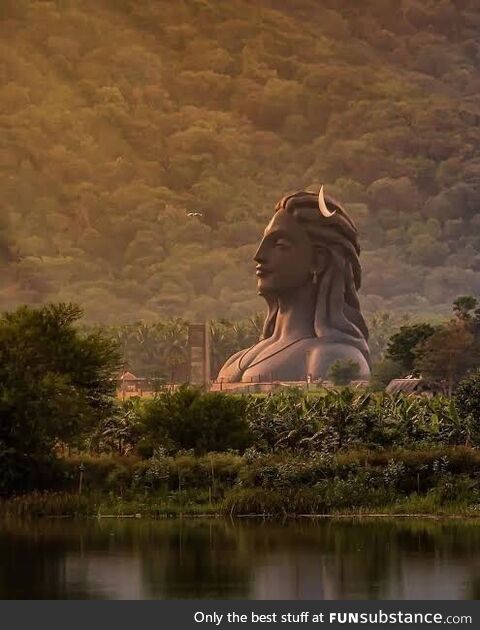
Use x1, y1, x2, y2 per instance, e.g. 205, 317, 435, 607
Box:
210, 319, 235, 378
111, 323, 136, 372
159, 318, 188, 383
368, 311, 410, 362
135, 321, 164, 376
248, 312, 265, 339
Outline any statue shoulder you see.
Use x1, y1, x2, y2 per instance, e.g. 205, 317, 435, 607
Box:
308, 340, 370, 379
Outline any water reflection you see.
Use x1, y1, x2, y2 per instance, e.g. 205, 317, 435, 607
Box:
1, 518, 480, 599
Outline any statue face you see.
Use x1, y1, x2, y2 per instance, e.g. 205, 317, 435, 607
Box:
254, 209, 314, 295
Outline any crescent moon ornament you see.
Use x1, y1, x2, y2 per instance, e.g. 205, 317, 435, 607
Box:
318, 185, 336, 218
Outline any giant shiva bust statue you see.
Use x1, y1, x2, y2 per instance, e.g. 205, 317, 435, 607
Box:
217, 188, 370, 383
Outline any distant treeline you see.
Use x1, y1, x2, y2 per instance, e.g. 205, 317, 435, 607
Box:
106, 293, 480, 387
1, 0, 480, 323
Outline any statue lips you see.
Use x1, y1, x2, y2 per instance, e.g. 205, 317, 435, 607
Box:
255, 265, 270, 277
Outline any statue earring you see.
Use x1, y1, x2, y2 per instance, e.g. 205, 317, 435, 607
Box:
312, 270, 318, 285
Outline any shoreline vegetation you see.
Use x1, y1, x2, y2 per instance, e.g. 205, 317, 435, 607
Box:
4, 504, 480, 520
4, 498, 480, 520
4, 446, 480, 520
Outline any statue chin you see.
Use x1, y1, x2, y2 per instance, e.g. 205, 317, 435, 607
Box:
256, 279, 277, 295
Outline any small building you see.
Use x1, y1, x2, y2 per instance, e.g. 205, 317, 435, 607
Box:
118, 371, 152, 398
386, 377, 437, 396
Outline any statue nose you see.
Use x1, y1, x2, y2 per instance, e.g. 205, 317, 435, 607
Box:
254, 242, 266, 263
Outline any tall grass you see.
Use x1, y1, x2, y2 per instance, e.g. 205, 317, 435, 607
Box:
3, 446, 480, 518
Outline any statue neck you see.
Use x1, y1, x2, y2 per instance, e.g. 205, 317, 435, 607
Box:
271, 283, 317, 340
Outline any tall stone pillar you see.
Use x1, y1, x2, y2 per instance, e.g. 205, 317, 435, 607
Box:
187, 322, 210, 388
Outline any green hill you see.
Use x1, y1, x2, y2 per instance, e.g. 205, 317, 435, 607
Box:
1, 0, 479, 323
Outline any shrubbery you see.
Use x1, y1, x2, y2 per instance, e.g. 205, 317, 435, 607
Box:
136, 386, 253, 455
81, 385, 480, 462
242, 388, 476, 454
27, 446, 480, 516
328, 359, 361, 385
60, 451, 243, 496
455, 371, 480, 430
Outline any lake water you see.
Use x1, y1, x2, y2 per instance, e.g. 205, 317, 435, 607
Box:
1, 517, 480, 599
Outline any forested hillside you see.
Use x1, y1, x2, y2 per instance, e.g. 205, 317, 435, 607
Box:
1, 0, 480, 323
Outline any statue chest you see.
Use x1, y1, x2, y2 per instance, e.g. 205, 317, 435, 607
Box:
237, 338, 314, 383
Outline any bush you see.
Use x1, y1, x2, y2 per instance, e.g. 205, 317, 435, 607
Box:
137, 386, 253, 454
245, 389, 473, 453
455, 370, 480, 430
0, 491, 94, 518
0, 448, 62, 495
5, 447, 480, 516
328, 359, 361, 385
224, 479, 394, 515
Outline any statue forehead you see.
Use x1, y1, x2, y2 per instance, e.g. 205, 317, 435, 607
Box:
263, 208, 299, 235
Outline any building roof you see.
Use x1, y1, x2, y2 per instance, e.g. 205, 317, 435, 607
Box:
120, 371, 138, 381
386, 378, 423, 394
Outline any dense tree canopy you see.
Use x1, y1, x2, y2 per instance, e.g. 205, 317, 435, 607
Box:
386, 323, 437, 373
0, 303, 121, 491
1, 0, 480, 324
414, 319, 480, 394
